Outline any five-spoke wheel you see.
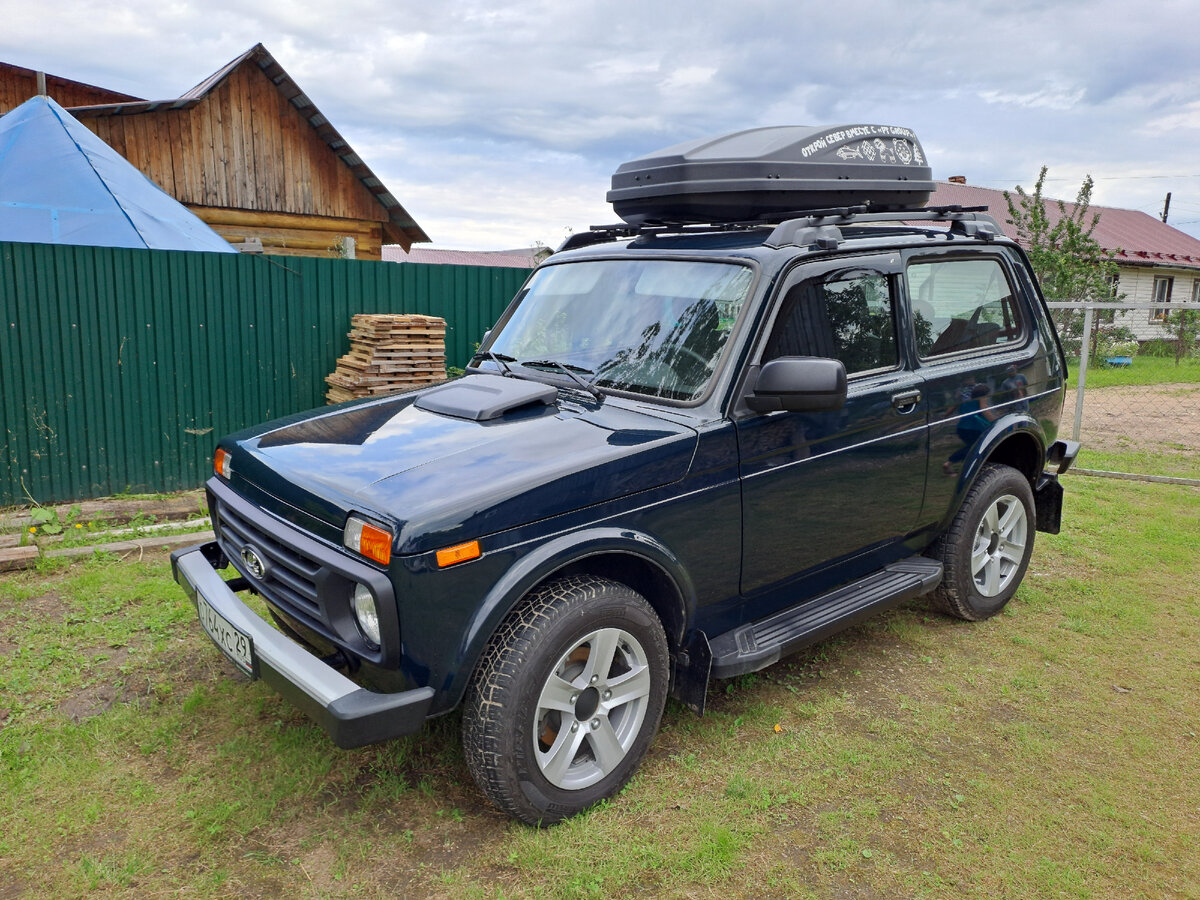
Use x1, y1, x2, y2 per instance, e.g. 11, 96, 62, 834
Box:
971, 492, 1029, 598
533, 626, 654, 790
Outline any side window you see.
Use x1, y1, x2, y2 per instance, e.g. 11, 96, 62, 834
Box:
764, 270, 898, 375
907, 258, 1024, 357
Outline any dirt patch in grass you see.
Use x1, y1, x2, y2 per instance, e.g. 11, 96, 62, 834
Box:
1063, 382, 1200, 452
0, 588, 70, 628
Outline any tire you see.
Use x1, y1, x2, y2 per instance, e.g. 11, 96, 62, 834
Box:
462, 575, 669, 825
928, 463, 1036, 621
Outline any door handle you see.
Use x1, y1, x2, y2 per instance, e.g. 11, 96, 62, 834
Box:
892, 390, 922, 412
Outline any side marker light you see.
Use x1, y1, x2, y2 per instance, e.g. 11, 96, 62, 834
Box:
436, 540, 481, 568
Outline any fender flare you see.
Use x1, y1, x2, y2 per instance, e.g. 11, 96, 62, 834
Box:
441, 526, 698, 709
942, 413, 1047, 529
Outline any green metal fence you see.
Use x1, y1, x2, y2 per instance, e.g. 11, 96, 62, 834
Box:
0, 242, 529, 505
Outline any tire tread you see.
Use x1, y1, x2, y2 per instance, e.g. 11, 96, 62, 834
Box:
462, 575, 666, 824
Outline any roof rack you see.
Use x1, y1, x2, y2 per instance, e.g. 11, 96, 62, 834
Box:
557, 205, 1003, 253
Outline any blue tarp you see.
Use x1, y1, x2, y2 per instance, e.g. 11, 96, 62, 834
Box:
0, 96, 234, 252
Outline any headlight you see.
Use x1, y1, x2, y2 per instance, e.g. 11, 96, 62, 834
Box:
352, 583, 381, 647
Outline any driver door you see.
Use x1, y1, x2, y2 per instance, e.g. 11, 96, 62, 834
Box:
736, 255, 929, 622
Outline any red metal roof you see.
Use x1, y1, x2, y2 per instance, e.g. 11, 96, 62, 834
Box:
383, 246, 541, 268
930, 182, 1200, 270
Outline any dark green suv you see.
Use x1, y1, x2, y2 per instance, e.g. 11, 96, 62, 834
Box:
172, 125, 1077, 824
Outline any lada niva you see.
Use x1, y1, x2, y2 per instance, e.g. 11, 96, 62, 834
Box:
172, 124, 1078, 823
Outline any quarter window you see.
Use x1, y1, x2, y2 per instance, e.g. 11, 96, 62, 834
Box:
764, 271, 897, 375
907, 258, 1024, 357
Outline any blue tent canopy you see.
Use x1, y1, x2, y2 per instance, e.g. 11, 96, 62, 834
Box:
0, 95, 234, 253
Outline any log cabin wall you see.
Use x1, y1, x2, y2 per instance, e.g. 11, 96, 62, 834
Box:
0, 63, 140, 114
76, 63, 395, 260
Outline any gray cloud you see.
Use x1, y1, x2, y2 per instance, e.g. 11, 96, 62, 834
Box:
4, 0, 1199, 245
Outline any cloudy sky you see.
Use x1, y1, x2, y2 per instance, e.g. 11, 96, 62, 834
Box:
4, 0, 1199, 248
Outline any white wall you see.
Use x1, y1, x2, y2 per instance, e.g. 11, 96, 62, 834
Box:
1111, 265, 1200, 341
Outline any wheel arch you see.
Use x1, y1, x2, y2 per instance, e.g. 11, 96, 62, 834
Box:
941, 415, 1046, 530
445, 527, 696, 711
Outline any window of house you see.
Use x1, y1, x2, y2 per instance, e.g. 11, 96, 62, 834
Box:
764, 271, 898, 376
1192, 279, 1200, 304
906, 258, 1025, 357
1150, 276, 1174, 322
1106, 272, 1121, 299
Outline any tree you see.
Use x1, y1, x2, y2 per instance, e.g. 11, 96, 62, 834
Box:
1163, 307, 1200, 366
1004, 168, 1123, 358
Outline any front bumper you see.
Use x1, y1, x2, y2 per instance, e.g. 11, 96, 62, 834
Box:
171, 542, 433, 749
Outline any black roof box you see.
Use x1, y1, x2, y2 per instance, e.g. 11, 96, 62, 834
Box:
608, 125, 934, 226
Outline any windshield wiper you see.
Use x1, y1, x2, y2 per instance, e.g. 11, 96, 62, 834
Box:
470, 350, 517, 377
521, 359, 605, 402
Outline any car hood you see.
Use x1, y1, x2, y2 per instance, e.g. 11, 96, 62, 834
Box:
227, 379, 699, 554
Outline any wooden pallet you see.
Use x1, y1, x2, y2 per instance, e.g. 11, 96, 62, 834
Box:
325, 313, 449, 403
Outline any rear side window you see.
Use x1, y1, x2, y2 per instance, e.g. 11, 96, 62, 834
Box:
907, 258, 1024, 357
764, 270, 898, 375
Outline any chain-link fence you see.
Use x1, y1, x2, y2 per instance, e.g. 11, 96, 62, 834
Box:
1046, 301, 1200, 485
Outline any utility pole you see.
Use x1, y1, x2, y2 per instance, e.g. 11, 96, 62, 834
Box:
1161, 192, 1171, 223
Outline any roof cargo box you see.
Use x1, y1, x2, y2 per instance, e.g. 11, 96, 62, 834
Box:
608, 125, 934, 226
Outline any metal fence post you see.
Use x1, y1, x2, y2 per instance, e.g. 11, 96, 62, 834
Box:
1073, 303, 1094, 442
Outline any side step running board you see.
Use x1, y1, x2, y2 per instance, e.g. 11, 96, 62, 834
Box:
708, 557, 943, 679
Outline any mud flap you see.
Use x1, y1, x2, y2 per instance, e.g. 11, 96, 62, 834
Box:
670, 630, 712, 716
1035, 474, 1064, 535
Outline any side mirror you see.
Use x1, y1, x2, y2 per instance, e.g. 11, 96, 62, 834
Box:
746, 357, 847, 413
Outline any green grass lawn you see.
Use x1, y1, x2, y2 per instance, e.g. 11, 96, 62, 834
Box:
1070, 354, 1200, 387
1075, 447, 1200, 481
2, 477, 1199, 898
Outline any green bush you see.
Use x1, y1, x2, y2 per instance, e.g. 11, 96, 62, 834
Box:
1137, 338, 1176, 358
1096, 337, 1138, 359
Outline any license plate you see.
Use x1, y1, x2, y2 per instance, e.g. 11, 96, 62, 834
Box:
197, 594, 255, 676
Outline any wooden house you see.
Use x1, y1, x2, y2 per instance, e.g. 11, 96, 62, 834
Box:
0, 46, 428, 259
0, 62, 139, 111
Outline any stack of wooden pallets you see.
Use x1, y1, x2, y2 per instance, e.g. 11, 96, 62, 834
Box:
325, 314, 448, 404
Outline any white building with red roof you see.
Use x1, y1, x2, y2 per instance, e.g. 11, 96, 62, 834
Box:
930, 180, 1200, 341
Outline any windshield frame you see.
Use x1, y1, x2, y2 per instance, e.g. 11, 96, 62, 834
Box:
475, 252, 763, 409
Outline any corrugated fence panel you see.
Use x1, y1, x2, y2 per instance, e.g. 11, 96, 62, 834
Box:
0, 242, 527, 505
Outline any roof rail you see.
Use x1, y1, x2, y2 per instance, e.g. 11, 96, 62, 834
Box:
557, 205, 1004, 253
765, 206, 1002, 249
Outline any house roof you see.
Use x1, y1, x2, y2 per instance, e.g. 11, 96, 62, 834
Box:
0, 95, 235, 252
383, 246, 541, 268
62, 44, 429, 248
929, 181, 1200, 270
0, 60, 142, 112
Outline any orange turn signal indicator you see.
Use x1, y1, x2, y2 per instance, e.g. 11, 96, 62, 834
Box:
344, 516, 393, 566
213, 447, 231, 479
436, 540, 481, 568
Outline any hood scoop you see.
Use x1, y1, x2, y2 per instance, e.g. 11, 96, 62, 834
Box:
414, 373, 558, 421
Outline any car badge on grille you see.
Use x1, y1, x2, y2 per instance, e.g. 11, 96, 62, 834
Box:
240, 545, 268, 580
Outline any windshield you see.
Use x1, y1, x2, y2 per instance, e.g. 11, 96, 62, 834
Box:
486, 259, 754, 401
